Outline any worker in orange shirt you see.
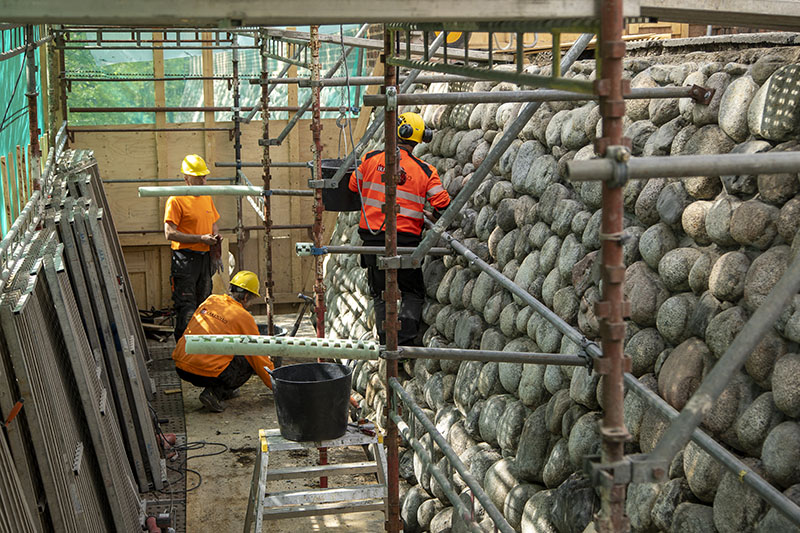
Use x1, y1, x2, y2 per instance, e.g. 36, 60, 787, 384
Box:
349, 112, 450, 346
164, 154, 223, 341
172, 270, 273, 413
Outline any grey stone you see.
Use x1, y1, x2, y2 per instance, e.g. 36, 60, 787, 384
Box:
579, 180, 603, 211
628, 70, 659, 121
755, 484, 800, 533
448, 420, 478, 458
455, 129, 485, 166
489, 180, 515, 208
706, 194, 741, 247
484, 458, 519, 512
719, 75, 759, 142
624, 374, 658, 442
539, 183, 572, 225
545, 389, 572, 436
636, 178, 668, 226
550, 474, 597, 533
418, 499, 445, 532
516, 405, 553, 483
581, 209, 603, 250
657, 293, 697, 345
693, 71, 731, 125
651, 478, 695, 532
541, 268, 565, 309
684, 441, 724, 503
553, 287, 580, 326
682, 125, 737, 199
551, 199, 583, 239
478, 394, 513, 447
681, 71, 708, 117
627, 482, 661, 533
682, 200, 713, 245
658, 338, 714, 410
569, 365, 600, 410
736, 392, 785, 457
625, 261, 670, 327
430, 506, 454, 533
627, 119, 659, 156
746, 328, 789, 389
498, 400, 530, 454
703, 371, 759, 447
778, 196, 800, 243
689, 290, 723, 338
545, 109, 570, 148
401, 485, 429, 533
561, 104, 593, 150
708, 251, 750, 302
759, 141, 800, 205
471, 270, 497, 312
659, 247, 703, 292
650, 91, 681, 126
671, 124, 698, 155
689, 250, 721, 295
640, 223, 678, 271
750, 54, 785, 85
543, 364, 568, 396
644, 116, 688, 157
519, 364, 549, 409
454, 361, 484, 416
706, 306, 748, 358
464, 399, 484, 441
671, 503, 716, 533
504, 484, 544, 531
512, 141, 548, 193
567, 412, 602, 469
477, 362, 505, 399
626, 328, 667, 377
520, 489, 557, 533
495, 198, 518, 232
542, 438, 572, 489
773, 353, 800, 418
762, 422, 800, 489
657, 181, 693, 225
483, 291, 511, 326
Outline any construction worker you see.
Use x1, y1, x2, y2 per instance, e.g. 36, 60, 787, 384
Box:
349, 112, 450, 346
164, 154, 223, 341
172, 270, 273, 413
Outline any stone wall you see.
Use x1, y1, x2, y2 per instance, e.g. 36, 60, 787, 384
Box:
324, 35, 800, 533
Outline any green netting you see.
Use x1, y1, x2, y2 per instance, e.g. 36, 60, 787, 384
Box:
0, 25, 45, 236
63, 26, 367, 126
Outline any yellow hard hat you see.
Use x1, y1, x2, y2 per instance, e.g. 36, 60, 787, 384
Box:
230, 270, 260, 297
397, 112, 432, 144
181, 154, 210, 176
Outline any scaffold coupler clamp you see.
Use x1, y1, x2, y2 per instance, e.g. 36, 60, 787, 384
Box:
584, 453, 669, 489
606, 145, 631, 189
378, 255, 404, 270
380, 347, 400, 360
386, 86, 398, 112
295, 242, 327, 257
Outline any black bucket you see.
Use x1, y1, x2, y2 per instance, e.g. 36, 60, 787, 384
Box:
320, 158, 360, 212
271, 362, 353, 442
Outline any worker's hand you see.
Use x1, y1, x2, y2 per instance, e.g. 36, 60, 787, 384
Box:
200, 233, 218, 246
212, 258, 224, 275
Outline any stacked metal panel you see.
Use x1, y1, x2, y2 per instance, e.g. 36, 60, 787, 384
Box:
0, 428, 38, 532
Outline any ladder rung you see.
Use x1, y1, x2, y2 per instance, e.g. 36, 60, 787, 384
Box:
266, 461, 378, 480
265, 429, 377, 451
262, 499, 385, 520
263, 485, 386, 508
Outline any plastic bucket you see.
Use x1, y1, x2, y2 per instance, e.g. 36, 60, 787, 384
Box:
320, 158, 360, 212
271, 362, 353, 442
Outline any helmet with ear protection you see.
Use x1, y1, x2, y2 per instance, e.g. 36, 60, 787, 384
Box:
397, 112, 433, 144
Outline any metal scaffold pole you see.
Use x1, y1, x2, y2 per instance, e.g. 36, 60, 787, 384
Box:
232, 32, 245, 268
597, 0, 631, 530
259, 30, 275, 336
25, 25, 42, 190
382, 25, 401, 533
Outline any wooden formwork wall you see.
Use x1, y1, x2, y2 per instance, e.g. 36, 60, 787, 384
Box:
69, 117, 345, 312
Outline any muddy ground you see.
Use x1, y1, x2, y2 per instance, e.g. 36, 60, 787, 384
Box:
180, 314, 385, 532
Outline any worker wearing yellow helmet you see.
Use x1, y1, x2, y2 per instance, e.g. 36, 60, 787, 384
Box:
172, 271, 274, 412
348, 112, 450, 345
164, 154, 223, 341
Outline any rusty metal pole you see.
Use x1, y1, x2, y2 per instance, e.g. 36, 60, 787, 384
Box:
232, 32, 245, 269
596, 0, 631, 531
309, 24, 330, 489
383, 26, 401, 533
259, 30, 275, 336
25, 25, 41, 190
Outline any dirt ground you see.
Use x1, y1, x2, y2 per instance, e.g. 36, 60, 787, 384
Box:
182, 314, 385, 532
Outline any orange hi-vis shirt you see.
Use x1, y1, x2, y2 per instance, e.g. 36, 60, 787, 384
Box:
172, 294, 274, 388
349, 146, 450, 236
164, 195, 220, 252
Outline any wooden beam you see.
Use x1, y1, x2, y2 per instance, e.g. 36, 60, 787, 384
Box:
153, 32, 168, 243
0, 0, 639, 25
201, 32, 216, 171
15, 147, 25, 211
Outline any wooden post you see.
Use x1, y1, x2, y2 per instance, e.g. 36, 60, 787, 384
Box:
201, 32, 216, 169
16, 146, 26, 209
153, 32, 168, 235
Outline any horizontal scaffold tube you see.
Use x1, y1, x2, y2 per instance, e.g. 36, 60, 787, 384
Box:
391, 378, 516, 533
390, 412, 484, 533
440, 226, 800, 528
138, 186, 313, 197
295, 243, 451, 257
216, 161, 310, 168
184, 335, 380, 360
363, 85, 707, 106
567, 152, 800, 182
399, 346, 587, 366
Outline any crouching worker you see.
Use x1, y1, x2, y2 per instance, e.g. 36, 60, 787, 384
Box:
172, 270, 273, 413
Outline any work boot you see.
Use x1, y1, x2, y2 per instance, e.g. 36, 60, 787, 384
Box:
218, 388, 241, 400
199, 388, 226, 412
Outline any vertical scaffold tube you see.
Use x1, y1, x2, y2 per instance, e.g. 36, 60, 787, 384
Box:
259, 30, 275, 335
383, 26, 401, 533
232, 32, 245, 268
597, 1, 630, 531
25, 25, 41, 190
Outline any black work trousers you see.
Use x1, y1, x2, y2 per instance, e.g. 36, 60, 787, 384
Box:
171, 249, 212, 341
359, 230, 425, 346
175, 356, 254, 394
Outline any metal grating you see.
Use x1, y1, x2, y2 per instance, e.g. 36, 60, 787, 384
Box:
0, 230, 110, 530
42, 240, 144, 530
0, 419, 38, 532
